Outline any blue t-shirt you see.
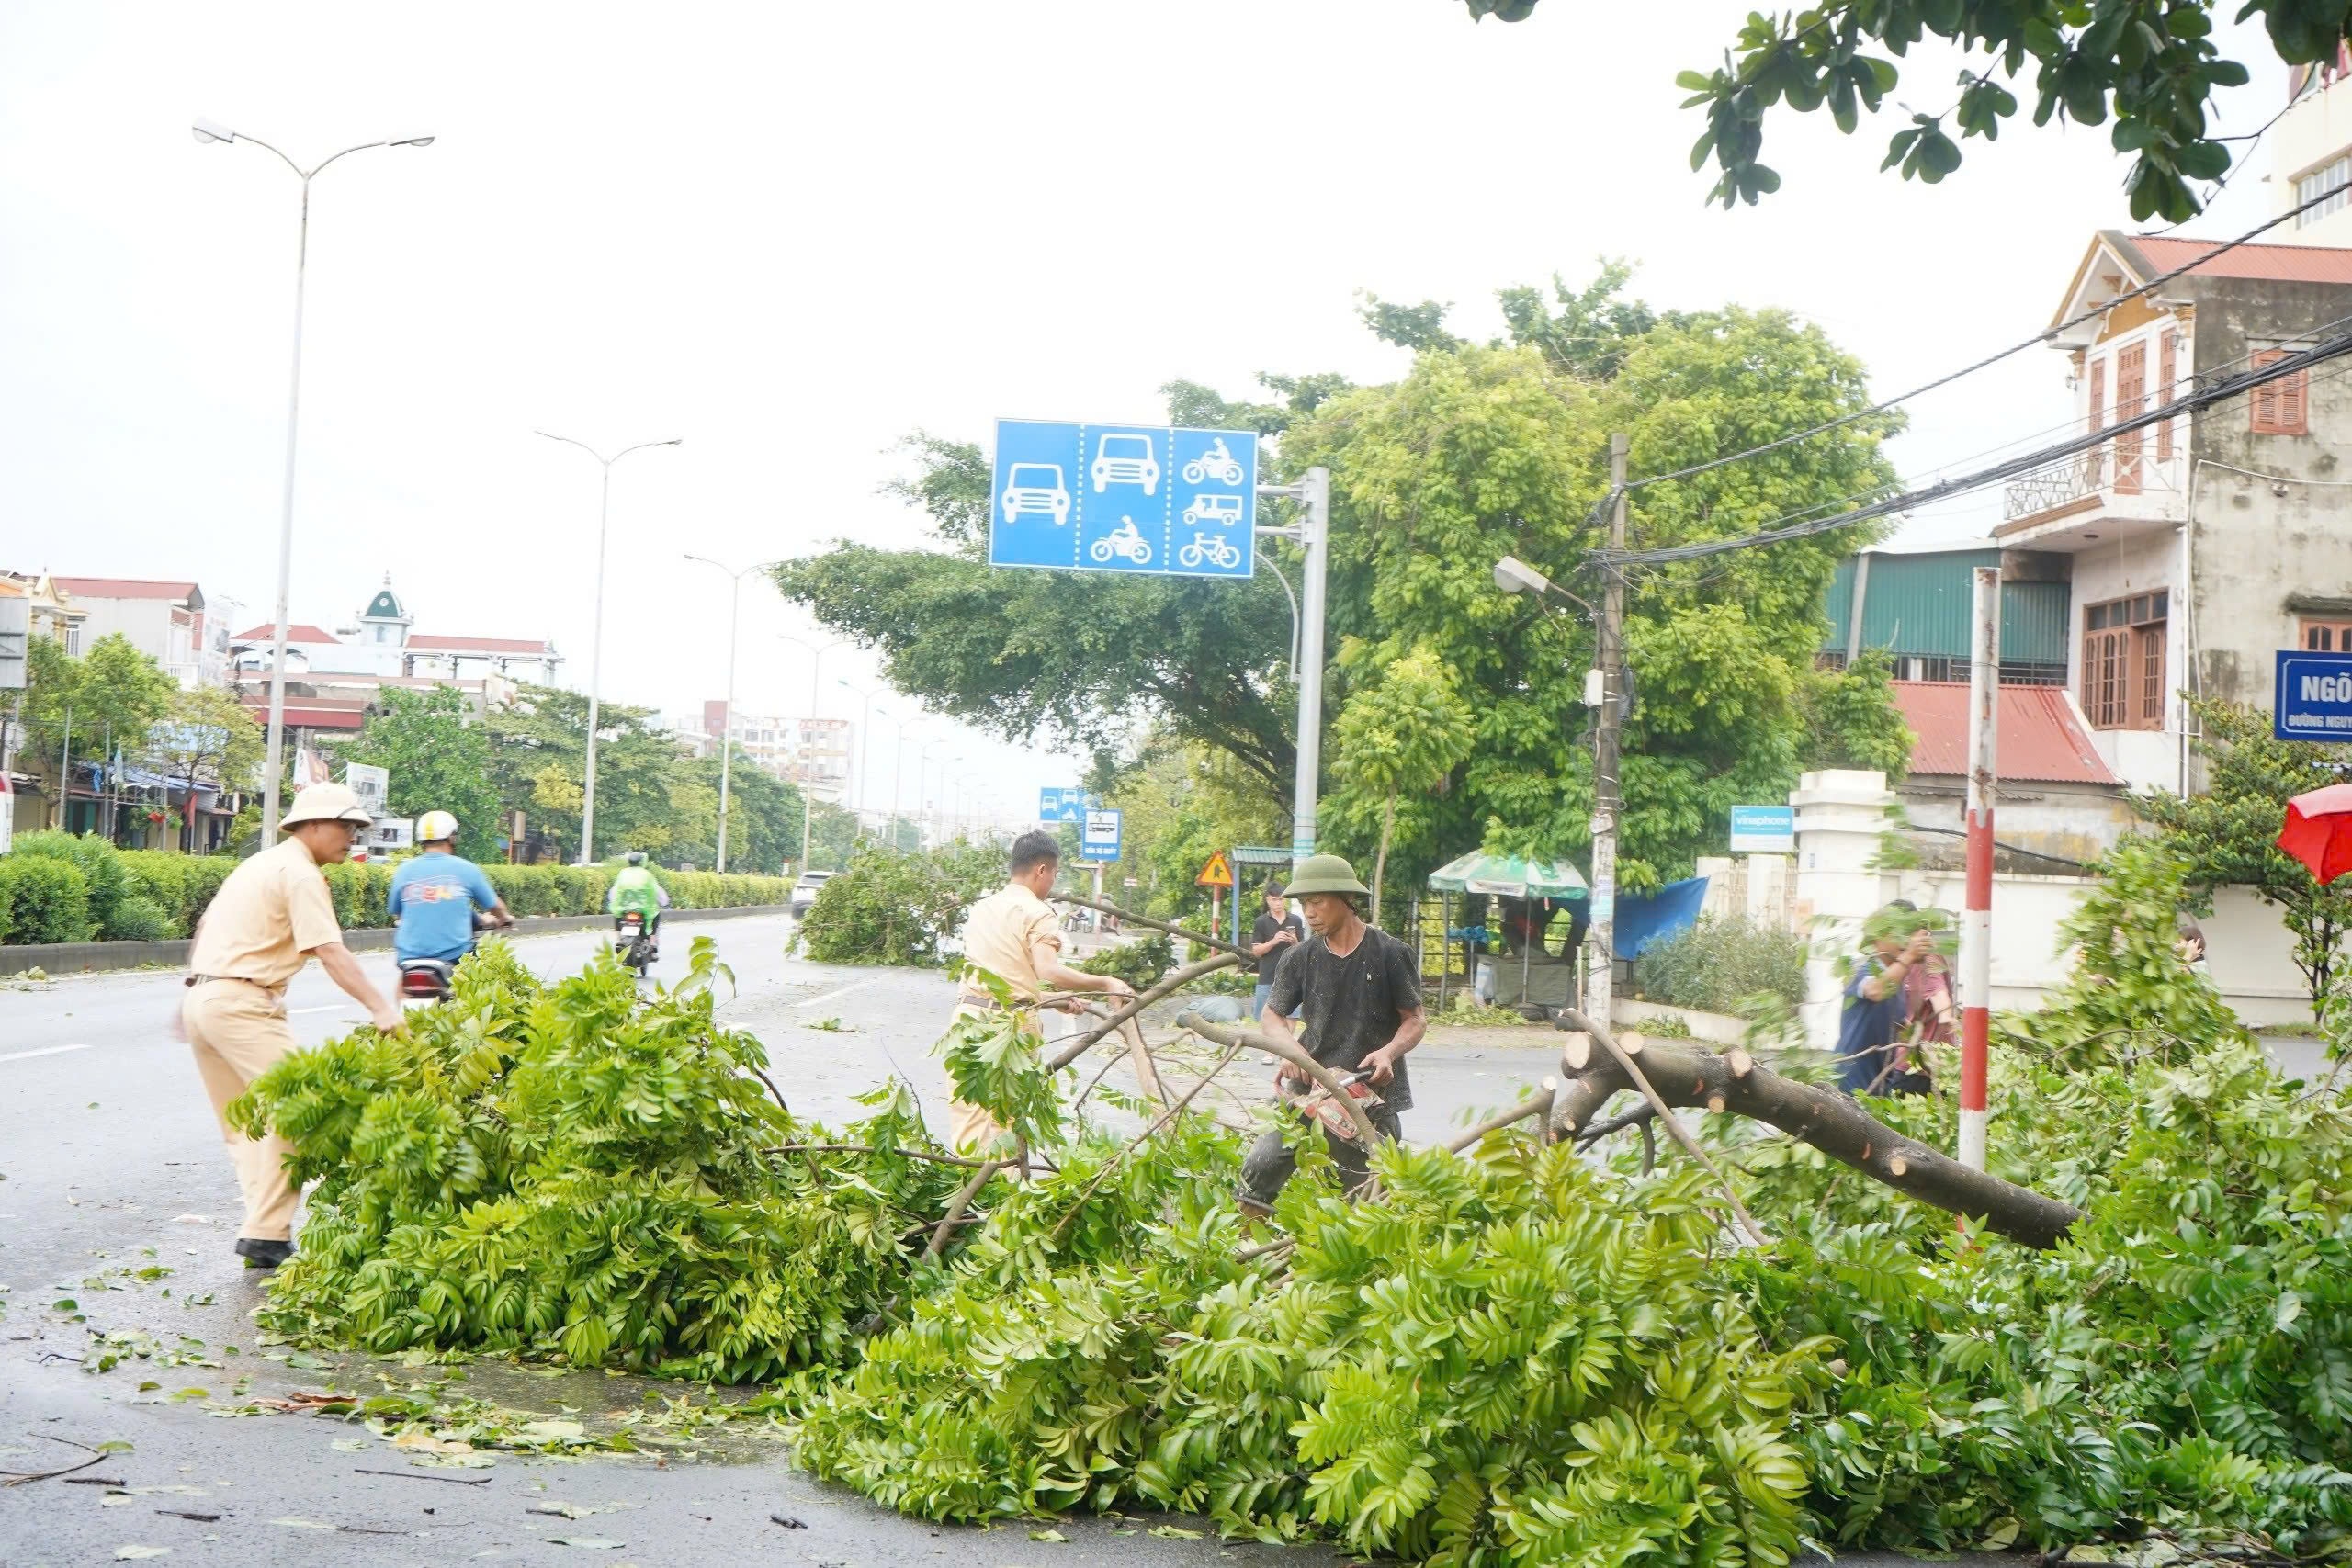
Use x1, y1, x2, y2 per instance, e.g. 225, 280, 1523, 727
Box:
1836, 955, 1905, 1094
388, 852, 499, 963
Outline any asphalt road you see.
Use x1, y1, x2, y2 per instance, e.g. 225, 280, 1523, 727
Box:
0, 915, 1607, 1568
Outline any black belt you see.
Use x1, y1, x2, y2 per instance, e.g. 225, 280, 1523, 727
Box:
186, 974, 276, 991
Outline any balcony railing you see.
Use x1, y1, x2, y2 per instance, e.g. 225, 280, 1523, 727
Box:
2001, 443, 2182, 525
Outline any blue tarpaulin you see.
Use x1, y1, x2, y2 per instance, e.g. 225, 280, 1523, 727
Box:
1611, 875, 1710, 958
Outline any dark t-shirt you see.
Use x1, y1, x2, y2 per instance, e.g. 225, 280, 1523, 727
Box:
1266, 924, 1423, 1111
1250, 910, 1306, 983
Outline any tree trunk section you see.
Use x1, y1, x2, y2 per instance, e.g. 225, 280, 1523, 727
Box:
1549, 1011, 2082, 1250
1372, 793, 1395, 927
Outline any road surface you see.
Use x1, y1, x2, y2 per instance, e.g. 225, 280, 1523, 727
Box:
0, 915, 1609, 1567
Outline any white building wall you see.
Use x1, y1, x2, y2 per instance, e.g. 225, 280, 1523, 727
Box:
2063, 527, 2185, 794
2274, 67, 2352, 246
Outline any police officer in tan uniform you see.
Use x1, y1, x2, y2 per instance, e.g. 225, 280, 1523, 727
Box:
946, 830, 1133, 1154
180, 782, 403, 1268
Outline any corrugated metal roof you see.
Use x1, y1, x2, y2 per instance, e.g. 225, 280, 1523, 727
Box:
1892, 681, 2120, 786
408, 634, 553, 654
1823, 552, 2068, 664
51, 577, 199, 601
2129, 234, 2352, 286
230, 622, 340, 644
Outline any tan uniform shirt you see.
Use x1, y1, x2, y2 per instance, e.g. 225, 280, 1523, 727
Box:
187, 835, 343, 989
956, 883, 1062, 1008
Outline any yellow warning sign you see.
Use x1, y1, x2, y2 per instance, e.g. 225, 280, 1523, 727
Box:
1195, 851, 1235, 888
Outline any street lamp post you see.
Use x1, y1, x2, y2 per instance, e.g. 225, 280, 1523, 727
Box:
888, 725, 924, 849
916, 742, 950, 848
193, 118, 435, 838
781, 636, 848, 874
682, 556, 769, 873
836, 678, 887, 828
537, 433, 681, 865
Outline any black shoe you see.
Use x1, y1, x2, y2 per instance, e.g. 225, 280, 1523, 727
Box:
235, 1237, 295, 1269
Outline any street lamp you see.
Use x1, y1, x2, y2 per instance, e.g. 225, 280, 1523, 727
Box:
779, 635, 849, 874
888, 723, 926, 849
538, 433, 681, 864
194, 118, 435, 838
836, 678, 887, 823
682, 555, 771, 873
916, 741, 951, 848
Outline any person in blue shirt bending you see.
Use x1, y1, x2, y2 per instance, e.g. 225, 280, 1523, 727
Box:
389, 810, 513, 965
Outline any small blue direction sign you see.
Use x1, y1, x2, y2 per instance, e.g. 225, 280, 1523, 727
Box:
2276, 649, 2352, 741
1080, 807, 1124, 863
989, 419, 1257, 579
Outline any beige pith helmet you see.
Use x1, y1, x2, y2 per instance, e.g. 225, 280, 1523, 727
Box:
1283, 854, 1370, 897
280, 782, 375, 830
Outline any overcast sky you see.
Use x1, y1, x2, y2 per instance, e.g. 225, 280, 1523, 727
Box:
0, 3, 2289, 834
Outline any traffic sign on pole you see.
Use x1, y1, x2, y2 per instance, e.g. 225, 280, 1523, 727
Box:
1195, 851, 1234, 888
989, 419, 1258, 579
1080, 807, 1123, 863
1038, 786, 1095, 822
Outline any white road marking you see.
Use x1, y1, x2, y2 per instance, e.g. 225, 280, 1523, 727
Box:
790, 978, 878, 1011
0, 1043, 96, 1065
289, 1004, 356, 1016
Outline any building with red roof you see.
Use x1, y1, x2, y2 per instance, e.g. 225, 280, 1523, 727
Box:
1995, 224, 2352, 796
1885, 681, 2131, 866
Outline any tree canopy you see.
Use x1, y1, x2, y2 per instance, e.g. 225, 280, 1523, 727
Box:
1455, 0, 2320, 220
777, 265, 1908, 895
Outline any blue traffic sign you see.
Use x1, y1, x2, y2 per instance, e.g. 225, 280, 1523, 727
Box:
989, 418, 1257, 579
1038, 786, 1095, 822
2276, 649, 2352, 741
1080, 807, 1124, 863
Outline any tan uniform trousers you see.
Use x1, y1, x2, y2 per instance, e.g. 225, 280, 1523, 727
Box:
945, 997, 1030, 1156
181, 979, 301, 1241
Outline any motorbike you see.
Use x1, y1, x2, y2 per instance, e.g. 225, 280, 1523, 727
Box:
615, 910, 656, 977
396, 912, 504, 1007
1177, 531, 1242, 570
1182, 437, 1245, 487
1089, 516, 1153, 565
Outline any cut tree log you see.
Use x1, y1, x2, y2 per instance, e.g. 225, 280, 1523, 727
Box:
1549, 1009, 2083, 1250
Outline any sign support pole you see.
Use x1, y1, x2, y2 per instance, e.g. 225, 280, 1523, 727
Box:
1960, 565, 2000, 1173
1288, 468, 1330, 868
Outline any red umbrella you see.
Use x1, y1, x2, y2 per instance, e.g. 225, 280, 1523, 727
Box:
2278, 782, 2352, 885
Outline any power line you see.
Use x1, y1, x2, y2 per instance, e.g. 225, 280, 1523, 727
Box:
1623, 178, 2352, 494
1601, 324, 2352, 568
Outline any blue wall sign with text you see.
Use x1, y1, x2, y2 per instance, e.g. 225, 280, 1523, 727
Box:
2277, 649, 2352, 741
989, 418, 1257, 579
1727, 805, 1796, 853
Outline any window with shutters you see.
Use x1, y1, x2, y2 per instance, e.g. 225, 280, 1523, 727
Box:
2086, 355, 2108, 483
2081, 592, 2168, 730
2114, 341, 2146, 492
2304, 619, 2352, 653
2252, 348, 2311, 435
2156, 329, 2177, 462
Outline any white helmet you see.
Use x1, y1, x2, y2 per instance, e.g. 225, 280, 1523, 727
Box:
280, 783, 374, 829
415, 809, 459, 844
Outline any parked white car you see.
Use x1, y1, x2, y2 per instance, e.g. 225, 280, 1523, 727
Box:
789, 871, 834, 915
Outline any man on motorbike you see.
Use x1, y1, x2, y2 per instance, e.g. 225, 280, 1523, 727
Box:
607, 850, 671, 959
388, 810, 514, 969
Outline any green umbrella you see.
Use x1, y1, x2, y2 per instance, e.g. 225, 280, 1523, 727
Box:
1425, 850, 1589, 898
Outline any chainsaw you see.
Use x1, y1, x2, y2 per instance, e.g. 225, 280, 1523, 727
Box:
1279, 1068, 1385, 1144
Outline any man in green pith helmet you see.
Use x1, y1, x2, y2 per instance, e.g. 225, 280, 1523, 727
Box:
1238, 852, 1425, 1217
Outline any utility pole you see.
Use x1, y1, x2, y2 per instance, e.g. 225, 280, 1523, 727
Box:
1584, 434, 1629, 1032
1959, 566, 2000, 1172
1274, 466, 1329, 867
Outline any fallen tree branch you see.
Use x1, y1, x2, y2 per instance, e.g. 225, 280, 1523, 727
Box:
1561, 1010, 1769, 1247
1052, 1043, 1245, 1242
1053, 894, 1251, 958
1176, 1012, 1385, 1148
1444, 1079, 1559, 1153
764, 1142, 995, 1169
1549, 1015, 2084, 1250
923, 1156, 1012, 1264
1045, 953, 1247, 1071
2, 1434, 107, 1488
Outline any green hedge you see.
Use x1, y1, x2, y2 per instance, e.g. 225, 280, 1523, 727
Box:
0, 855, 91, 945
1, 848, 793, 945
